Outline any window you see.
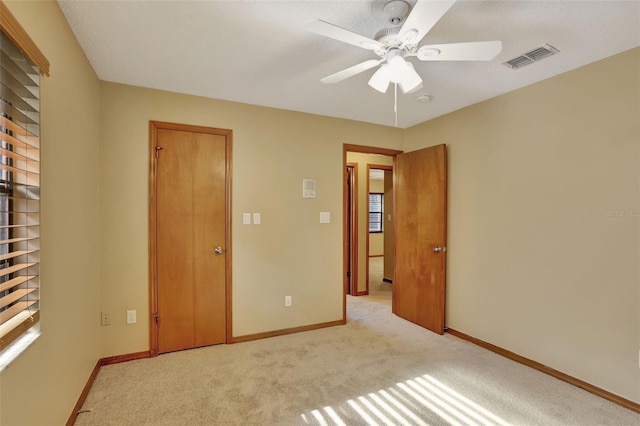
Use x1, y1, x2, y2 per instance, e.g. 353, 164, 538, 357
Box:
0, 1, 48, 358
369, 193, 383, 233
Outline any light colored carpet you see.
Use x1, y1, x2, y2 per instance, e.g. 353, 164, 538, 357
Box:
75, 257, 639, 425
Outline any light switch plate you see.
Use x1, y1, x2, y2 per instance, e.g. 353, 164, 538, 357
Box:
126, 310, 136, 324
243, 213, 251, 225
320, 212, 330, 224
253, 213, 261, 225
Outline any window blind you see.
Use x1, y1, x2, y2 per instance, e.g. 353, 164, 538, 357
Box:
0, 29, 40, 351
369, 193, 383, 233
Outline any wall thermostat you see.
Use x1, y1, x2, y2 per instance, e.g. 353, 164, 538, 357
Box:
303, 179, 316, 198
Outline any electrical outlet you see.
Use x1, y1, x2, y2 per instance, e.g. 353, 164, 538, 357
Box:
127, 310, 137, 324
101, 311, 111, 326
285, 296, 292, 307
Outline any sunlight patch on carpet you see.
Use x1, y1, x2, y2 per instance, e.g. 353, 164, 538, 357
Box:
300, 374, 512, 426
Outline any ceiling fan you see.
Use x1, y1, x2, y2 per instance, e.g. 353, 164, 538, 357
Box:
307, 0, 502, 94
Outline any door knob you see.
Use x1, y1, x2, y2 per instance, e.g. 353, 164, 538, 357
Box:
214, 246, 224, 254
433, 246, 446, 253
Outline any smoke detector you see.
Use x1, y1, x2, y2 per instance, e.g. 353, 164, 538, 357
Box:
383, 0, 410, 25
416, 94, 432, 103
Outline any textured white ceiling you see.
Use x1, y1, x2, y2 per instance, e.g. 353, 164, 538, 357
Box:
57, 0, 640, 128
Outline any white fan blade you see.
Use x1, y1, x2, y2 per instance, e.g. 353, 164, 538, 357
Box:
321, 59, 383, 84
307, 19, 382, 51
416, 41, 502, 61
399, 0, 456, 46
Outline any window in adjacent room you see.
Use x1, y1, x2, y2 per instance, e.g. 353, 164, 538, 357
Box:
0, 1, 49, 365
369, 193, 383, 233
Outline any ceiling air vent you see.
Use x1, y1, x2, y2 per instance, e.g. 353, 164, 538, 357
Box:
503, 44, 559, 70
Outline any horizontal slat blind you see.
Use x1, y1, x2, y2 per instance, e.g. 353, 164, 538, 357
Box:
369, 193, 383, 232
0, 27, 40, 351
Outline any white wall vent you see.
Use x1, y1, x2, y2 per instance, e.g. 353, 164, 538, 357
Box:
503, 44, 559, 69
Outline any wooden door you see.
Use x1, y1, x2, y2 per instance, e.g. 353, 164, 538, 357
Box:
393, 144, 447, 334
150, 121, 231, 354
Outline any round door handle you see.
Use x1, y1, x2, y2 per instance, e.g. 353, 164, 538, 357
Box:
433, 246, 447, 253
214, 246, 224, 254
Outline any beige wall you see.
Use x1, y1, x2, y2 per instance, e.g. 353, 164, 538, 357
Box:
370, 180, 385, 193
369, 179, 385, 256
369, 235, 384, 256
345, 153, 394, 293
404, 47, 640, 403
0, 1, 102, 425
99, 83, 403, 354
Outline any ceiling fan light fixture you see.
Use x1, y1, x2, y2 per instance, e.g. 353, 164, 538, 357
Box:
385, 55, 422, 93
368, 65, 392, 93
398, 62, 423, 93
406, 83, 424, 94
387, 54, 407, 78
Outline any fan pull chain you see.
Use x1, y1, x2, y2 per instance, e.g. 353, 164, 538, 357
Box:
394, 83, 398, 127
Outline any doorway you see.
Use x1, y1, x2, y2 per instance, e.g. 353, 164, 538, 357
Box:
365, 165, 394, 294
345, 163, 358, 295
367, 164, 393, 298
343, 145, 401, 300
343, 143, 448, 335
149, 121, 232, 355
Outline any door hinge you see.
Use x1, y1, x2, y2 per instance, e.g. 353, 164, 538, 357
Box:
155, 146, 164, 159
153, 313, 159, 323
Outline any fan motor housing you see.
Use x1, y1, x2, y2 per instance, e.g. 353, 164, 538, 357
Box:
374, 26, 402, 48
383, 0, 410, 25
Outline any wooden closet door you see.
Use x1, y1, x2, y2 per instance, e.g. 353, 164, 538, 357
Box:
154, 125, 228, 353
